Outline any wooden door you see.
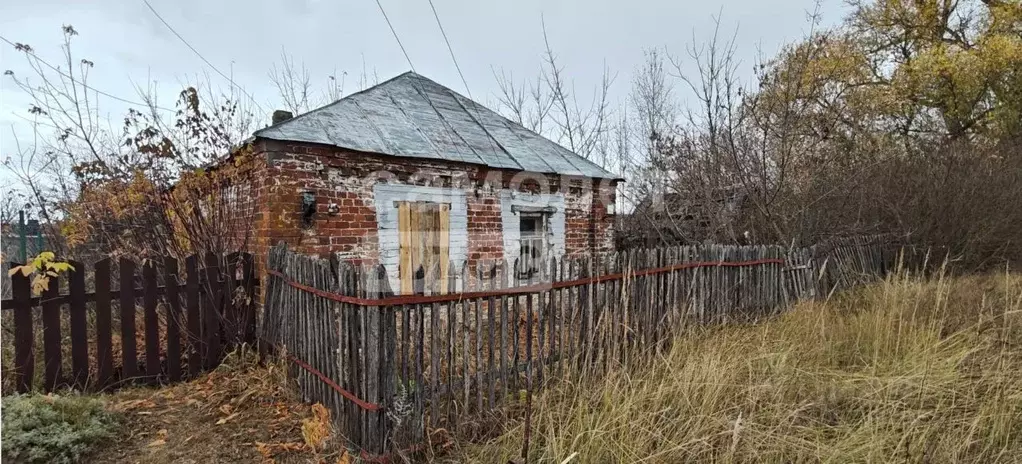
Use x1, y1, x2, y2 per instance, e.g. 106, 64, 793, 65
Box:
397, 202, 450, 294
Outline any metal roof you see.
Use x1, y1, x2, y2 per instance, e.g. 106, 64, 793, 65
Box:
254, 71, 622, 180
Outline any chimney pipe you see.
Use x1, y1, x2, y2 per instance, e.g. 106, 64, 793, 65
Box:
272, 110, 293, 125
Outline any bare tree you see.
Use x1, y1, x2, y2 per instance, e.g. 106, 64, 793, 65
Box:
3, 25, 258, 260
269, 48, 312, 115
325, 68, 346, 103
628, 47, 676, 210
493, 18, 615, 163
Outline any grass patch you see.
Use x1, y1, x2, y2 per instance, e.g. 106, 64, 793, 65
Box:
463, 272, 1022, 462
1, 392, 119, 463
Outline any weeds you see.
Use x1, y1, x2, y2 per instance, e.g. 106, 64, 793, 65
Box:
464, 272, 1022, 462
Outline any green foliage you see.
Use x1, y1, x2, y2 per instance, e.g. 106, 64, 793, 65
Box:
7, 251, 74, 296
1, 393, 119, 464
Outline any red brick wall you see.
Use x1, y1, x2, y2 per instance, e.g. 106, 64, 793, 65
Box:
466, 182, 504, 266
244, 139, 617, 276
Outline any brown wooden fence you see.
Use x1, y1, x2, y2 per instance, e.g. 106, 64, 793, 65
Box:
1, 252, 258, 393
260, 237, 907, 460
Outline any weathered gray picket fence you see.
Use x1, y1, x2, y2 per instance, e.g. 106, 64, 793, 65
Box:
259, 237, 905, 459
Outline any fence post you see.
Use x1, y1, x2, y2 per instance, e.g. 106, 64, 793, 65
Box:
185, 255, 202, 377
165, 257, 183, 382
67, 260, 88, 389
41, 272, 62, 392
143, 262, 161, 383
376, 264, 403, 451
362, 264, 383, 455
10, 264, 34, 393
94, 259, 114, 387
203, 253, 224, 369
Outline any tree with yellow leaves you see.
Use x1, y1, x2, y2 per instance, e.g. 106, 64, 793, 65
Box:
760, 0, 1022, 147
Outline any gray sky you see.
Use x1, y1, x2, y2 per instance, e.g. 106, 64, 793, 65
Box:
0, 0, 846, 159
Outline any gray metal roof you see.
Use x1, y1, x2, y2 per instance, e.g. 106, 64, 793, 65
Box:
254, 72, 622, 180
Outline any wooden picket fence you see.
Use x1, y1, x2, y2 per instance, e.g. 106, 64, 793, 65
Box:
260, 237, 908, 459
1, 252, 259, 393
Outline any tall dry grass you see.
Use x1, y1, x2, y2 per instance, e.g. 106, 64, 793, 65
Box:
463, 271, 1022, 463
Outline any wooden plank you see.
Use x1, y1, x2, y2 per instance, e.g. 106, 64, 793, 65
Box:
379, 264, 401, 445
598, 255, 609, 372
446, 260, 457, 427
610, 252, 620, 366
41, 273, 62, 392
486, 262, 496, 409
340, 262, 359, 445
511, 259, 520, 394
525, 281, 534, 394
203, 252, 222, 369
439, 204, 450, 294
143, 262, 161, 383
401, 300, 410, 389
411, 203, 422, 295
430, 295, 440, 427
398, 202, 412, 295
474, 262, 483, 413
565, 259, 575, 368
185, 255, 202, 377
461, 262, 470, 411
414, 265, 425, 432
546, 256, 557, 376
68, 260, 89, 389
496, 260, 507, 403
94, 259, 114, 387
120, 258, 139, 382
224, 251, 241, 348
165, 257, 183, 382
536, 263, 545, 385
556, 256, 566, 376
422, 204, 438, 293
241, 253, 257, 345
10, 263, 34, 393
363, 264, 383, 455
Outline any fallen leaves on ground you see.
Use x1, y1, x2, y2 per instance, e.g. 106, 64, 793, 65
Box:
301, 403, 332, 452
90, 349, 348, 463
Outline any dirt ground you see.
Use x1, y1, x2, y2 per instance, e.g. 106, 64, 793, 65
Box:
88, 352, 351, 464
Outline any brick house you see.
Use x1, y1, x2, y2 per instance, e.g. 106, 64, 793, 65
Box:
238, 72, 622, 293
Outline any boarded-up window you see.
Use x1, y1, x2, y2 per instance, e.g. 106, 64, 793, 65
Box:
397, 202, 450, 294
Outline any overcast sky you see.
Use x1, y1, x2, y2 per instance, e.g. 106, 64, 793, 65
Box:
0, 0, 847, 160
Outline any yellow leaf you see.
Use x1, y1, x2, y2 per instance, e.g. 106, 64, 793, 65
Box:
147, 439, 166, 447
335, 450, 352, 464
301, 403, 331, 451
20, 265, 35, 277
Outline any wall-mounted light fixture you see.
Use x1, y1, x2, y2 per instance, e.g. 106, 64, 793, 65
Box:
327, 202, 340, 215
301, 190, 316, 227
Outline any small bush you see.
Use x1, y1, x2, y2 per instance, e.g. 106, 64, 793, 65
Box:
1, 393, 119, 463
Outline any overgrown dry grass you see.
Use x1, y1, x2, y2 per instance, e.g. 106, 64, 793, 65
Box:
463, 272, 1022, 463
